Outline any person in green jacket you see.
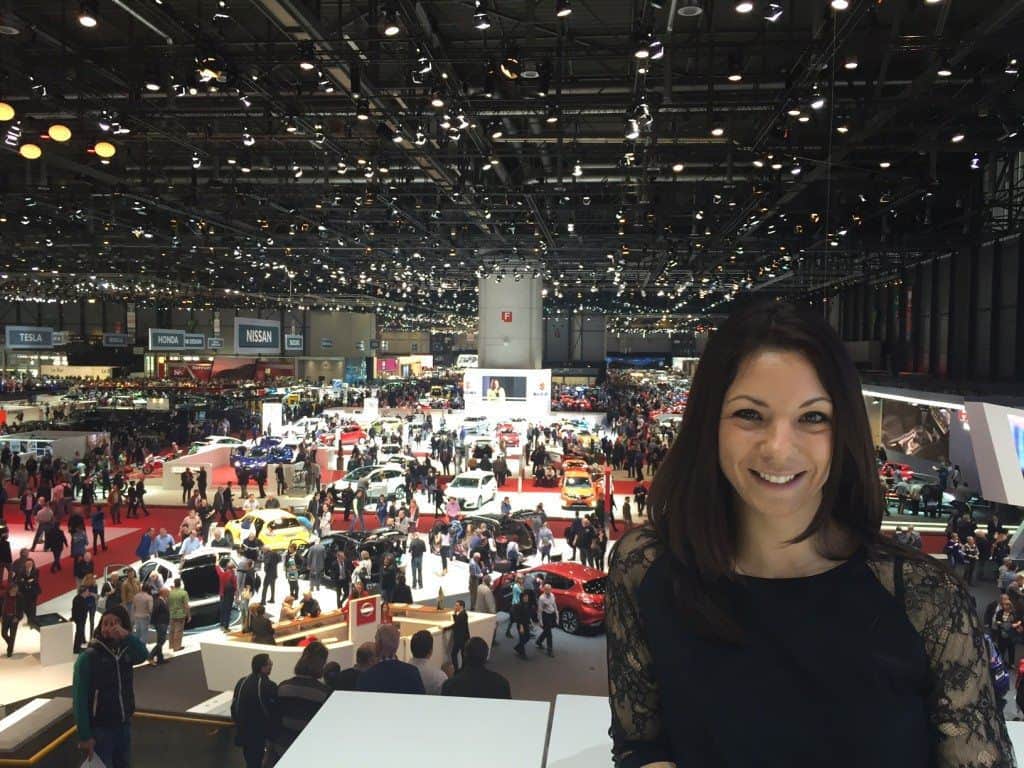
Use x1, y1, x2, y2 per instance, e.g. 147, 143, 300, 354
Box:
73, 605, 149, 768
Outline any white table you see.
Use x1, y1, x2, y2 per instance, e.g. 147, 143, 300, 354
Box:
276, 691, 550, 768
1007, 721, 1024, 763
546, 695, 613, 768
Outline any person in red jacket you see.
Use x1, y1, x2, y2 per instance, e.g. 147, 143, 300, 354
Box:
216, 561, 237, 631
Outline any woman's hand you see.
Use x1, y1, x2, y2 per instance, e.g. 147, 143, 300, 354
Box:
78, 738, 96, 757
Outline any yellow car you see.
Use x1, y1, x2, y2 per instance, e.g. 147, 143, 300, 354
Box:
561, 469, 603, 509
223, 509, 313, 551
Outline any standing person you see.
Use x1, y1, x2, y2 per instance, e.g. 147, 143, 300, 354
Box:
408, 630, 452, 695
46, 523, 68, 573
305, 539, 326, 593
621, 496, 633, 528
73, 607, 150, 768
268, 642, 331, 762
90, 505, 107, 554
438, 526, 451, 576
135, 478, 149, 517
196, 466, 208, 500
408, 532, 426, 589
512, 591, 534, 659
284, 543, 300, 599
945, 533, 967, 580
379, 554, 398, 604
1, 583, 22, 657
0, 526, 12, 585
231, 653, 278, 768
504, 574, 523, 639
72, 586, 90, 654
217, 561, 237, 630
963, 535, 981, 586
108, 486, 122, 525
180, 468, 195, 505
167, 578, 190, 653
469, 553, 483, 610
356, 624, 426, 694
135, 528, 154, 563
332, 550, 350, 609
538, 522, 554, 563
148, 589, 170, 665
260, 546, 280, 605
476, 574, 498, 646
445, 599, 471, 672
274, 464, 286, 497
632, 482, 647, 517
130, 587, 152, 642
535, 583, 559, 657
606, 301, 1015, 767
441, 638, 511, 699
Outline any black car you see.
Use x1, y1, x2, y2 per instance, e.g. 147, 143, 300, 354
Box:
429, 509, 538, 561
297, 527, 405, 590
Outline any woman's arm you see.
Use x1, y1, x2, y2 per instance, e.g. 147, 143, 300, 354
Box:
908, 564, 1016, 767
606, 532, 675, 768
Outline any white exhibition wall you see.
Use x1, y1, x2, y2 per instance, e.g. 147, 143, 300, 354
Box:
463, 368, 552, 420
963, 402, 1024, 507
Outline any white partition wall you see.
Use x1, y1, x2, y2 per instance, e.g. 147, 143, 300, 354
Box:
546, 695, 614, 768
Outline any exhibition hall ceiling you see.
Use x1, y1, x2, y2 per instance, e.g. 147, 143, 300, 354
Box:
0, 0, 1022, 331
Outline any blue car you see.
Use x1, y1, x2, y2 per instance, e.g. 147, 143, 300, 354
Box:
230, 439, 297, 471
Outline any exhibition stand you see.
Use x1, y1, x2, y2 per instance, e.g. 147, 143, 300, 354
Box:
199, 595, 497, 692
546, 695, 614, 768
275, 691, 550, 768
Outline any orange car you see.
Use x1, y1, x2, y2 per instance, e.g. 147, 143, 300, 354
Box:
561, 468, 603, 509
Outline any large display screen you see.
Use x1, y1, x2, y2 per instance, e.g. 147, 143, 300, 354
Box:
482, 375, 527, 402
1010, 414, 1024, 478
881, 400, 951, 461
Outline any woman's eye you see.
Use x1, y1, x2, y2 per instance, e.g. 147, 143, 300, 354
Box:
801, 411, 831, 425
733, 409, 761, 421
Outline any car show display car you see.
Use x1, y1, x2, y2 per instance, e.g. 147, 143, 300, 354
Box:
560, 468, 604, 509
330, 464, 408, 502
230, 437, 298, 471
492, 562, 606, 634
223, 509, 313, 550
99, 548, 238, 629
445, 469, 498, 510
298, 527, 405, 590
430, 509, 540, 560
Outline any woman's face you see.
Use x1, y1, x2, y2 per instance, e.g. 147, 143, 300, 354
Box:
99, 613, 124, 641
718, 349, 834, 526
1002, 595, 1013, 611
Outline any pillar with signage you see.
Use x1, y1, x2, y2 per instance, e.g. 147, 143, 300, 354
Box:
477, 276, 543, 369
348, 594, 381, 646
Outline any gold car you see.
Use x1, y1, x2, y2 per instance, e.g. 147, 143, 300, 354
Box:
223, 510, 313, 551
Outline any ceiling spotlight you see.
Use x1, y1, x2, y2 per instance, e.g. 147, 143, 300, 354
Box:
797, 113, 811, 123
710, 119, 725, 138
648, 38, 664, 60
836, 120, 849, 134
936, 57, 953, 77
672, 162, 685, 173
356, 103, 370, 120
48, 124, 72, 142
843, 54, 858, 70
285, 116, 298, 133
500, 51, 521, 79
572, 160, 583, 177
678, 0, 703, 15
1006, 57, 1019, 76
0, 101, 13, 121
762, 1, 783, 22
830, 0, 849, 10
430, 90, 446, 108
292, 163, 303, 179
78, 0, 98, 27
93, 141, 116, 158
810, 87, 825, 110
950, 129, 965, 143
474, 8, 491, 30
970, 153, 981, 170
192, 152, 202, 169
735, 1, 754, 12
625, 118, 641, 140
790, 164, 802, 176
556, 0, 573, 18
878, 160, 891, 169
382, 7, 401, 36
727, 53, 743, 82
414, 128, 427, 146
19, 143, 42, 160
489, 122, 504, 140
144, 70, 162, 92
299, 43, 316, 71
242, 131, 255, 147
633, 35, 651, 59
545, 104, 560, 124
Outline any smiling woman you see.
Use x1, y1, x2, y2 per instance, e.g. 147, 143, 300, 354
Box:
605, 301, 1015, 768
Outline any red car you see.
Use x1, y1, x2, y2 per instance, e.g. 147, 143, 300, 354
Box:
491, 562, 606, 635
495, 423, 520, 447
338, 423, 368, 445
880, 461, 914, 482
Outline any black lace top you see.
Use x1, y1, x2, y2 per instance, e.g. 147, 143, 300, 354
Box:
607, 526, 1016, 768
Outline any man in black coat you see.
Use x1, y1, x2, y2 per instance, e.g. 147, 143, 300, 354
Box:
260, 547, 280, 605
231, 653, 278, 768
441, 638, 510, 699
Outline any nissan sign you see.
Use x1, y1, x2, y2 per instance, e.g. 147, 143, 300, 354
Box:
5, 326, 54, 349
234, 318, 281, 354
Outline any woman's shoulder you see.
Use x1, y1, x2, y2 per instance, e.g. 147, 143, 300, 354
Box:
608, 525, 666, 585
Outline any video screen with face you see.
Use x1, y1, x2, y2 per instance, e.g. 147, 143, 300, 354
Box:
881, 400, 951, 462
482, 375, 527, 402
1010, 414, 1024, 479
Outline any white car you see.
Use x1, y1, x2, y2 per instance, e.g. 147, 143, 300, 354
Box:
462, 416, 490, 436
446, 469, 498, 510
189, 435, 245, 453
334, 465, 407, 501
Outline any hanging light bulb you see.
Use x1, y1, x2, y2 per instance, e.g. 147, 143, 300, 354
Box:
936, 56, 953, 77
556, 0, 573, 17
93, 141, 116, 158
298, 42, 316, 71
735, 1, 754, 12
78, 0, 98, 27
382, 7, 401, 37
572, 160, 583, 177
831, 0, 849, 9
545, 104, 560, 124
19, 143, 42, 159
242, 131, 255, 147
356, 103, 370, 120
192, 152, 202, 169
474, 0, 492, 31
625, 118, 640, 140
0, 101, 14, 121
970, 153, 981, 170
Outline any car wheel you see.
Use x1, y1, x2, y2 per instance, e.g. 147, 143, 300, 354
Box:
560, 609, 579, 635
143, 465, 153, 475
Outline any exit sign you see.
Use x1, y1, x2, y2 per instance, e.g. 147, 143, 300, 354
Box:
500, 311, 512, 322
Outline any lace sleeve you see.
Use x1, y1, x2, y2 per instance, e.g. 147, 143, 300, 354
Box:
898, 560, 1017, 768
606, 528, 675, 768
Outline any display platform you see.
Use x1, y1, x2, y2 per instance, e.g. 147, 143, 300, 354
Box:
275, 691, 550, 768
